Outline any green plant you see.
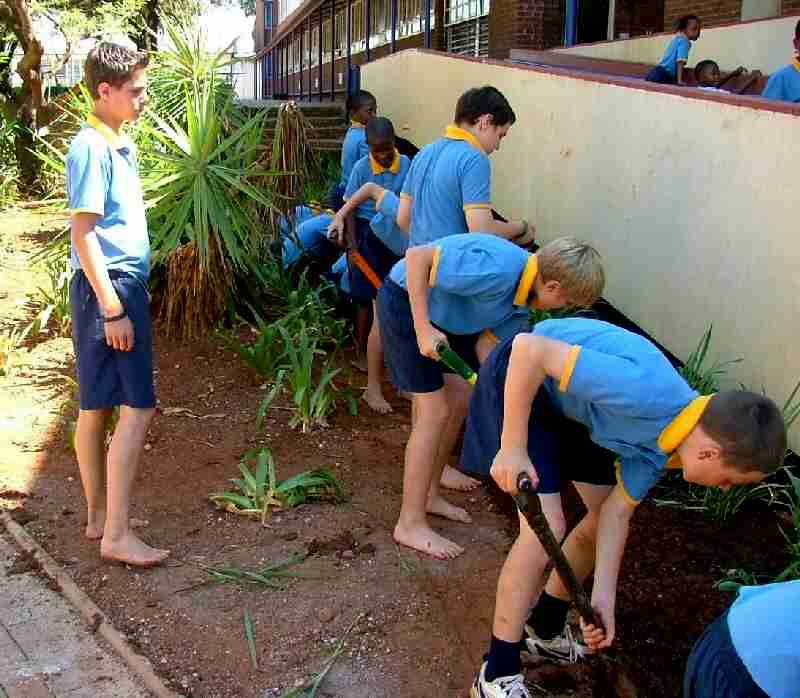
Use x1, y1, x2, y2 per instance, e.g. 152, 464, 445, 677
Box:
209, 448, 346, 522
244, 609, 258, 670
194, 553, 306, 589
33, 256, 72, 336
303, 152, 340, 204
258, 324, 345, 432
0, 325, 31, 378
217, 318, 287, 382
679, 325, 741, 394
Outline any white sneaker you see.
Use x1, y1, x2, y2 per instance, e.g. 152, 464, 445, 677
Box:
470, 662, 531, 698
524, 623, 590, 664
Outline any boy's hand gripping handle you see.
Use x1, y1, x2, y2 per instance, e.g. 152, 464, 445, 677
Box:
513, 474, 601, 630
434, 341, 477, 385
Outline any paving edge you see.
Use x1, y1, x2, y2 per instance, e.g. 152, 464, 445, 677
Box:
1, 512, 182, 698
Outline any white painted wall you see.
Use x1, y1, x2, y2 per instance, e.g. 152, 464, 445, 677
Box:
363, 49, 800, 448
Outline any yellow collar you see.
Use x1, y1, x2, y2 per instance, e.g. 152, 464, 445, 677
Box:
793, 59, 800, 73
370, 149, 401, 175
87, 113, 123, 149
350, 120, 366, 129
513, 254, 538, 306
657, 395, 714, 467
445, 124, 485, 154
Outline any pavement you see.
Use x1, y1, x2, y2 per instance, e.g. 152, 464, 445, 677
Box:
0, 533, 149, 698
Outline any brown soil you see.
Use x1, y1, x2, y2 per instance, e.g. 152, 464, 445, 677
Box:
0, 210, 792, 698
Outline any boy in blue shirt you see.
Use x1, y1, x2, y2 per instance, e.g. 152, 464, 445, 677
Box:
66, 43, 169, 568
466, 319, 787, 698
327, 90, 376, 211
397, 85, 535, 492
646, 15, 701, 85
684, 580, 800, 698
378, 235, 604, 560
762, 20, 800, 104
329, 117, 411, 413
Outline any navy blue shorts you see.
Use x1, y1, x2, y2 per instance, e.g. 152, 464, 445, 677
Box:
645, 65, 677, 84
377, 279, 480, 394
683, 612, 768, 698
70, 270, 156, 410
348, 217, 401, 304
460, 334, 617, 487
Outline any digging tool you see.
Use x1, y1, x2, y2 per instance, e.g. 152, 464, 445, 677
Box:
434, 341, 477, 385
513, 473, 601, 630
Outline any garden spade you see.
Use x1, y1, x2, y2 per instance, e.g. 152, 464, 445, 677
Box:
513, 474, 601, 631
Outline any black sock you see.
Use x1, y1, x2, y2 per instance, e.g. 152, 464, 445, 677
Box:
528, 591, 570, 640
484, 635, 523, 682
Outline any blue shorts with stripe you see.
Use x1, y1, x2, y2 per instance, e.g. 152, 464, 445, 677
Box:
377, 278, 480, 394
70, 270, 156, 410
460, 334, 617, 489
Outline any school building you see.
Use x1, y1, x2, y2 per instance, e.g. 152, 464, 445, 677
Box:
252, 0, 800, 100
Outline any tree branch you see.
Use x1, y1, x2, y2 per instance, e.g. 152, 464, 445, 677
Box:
41, 10, 73, 78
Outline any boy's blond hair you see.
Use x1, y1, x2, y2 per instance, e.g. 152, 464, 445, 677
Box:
85, 42, 149, 99
537, 237, 604, 308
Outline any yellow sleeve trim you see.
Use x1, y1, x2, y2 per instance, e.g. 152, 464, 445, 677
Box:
70, 208, 103, 216
615, 461, 641, 507
481, 329, 499, 346
558, 345, 581, 393
429, 246, 442, 288
463, 203, 492, 211
400, 192, 412, 200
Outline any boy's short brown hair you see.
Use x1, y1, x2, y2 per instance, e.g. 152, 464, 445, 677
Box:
699, 391, 787, 474
84, 42, 149, 99
536, 237, 604, 308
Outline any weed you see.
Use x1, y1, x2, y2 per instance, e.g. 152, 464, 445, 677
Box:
277, 613, 365, 698
243, 609, 258, 670
0, 325, 32, 378
679, 325, 741, 394
194, 553, 306, 589
209, 448, 346, 522
32, 256, 72, 336
218, 318, 287, 382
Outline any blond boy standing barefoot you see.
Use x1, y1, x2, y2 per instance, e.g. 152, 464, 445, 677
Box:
67, 43, 168, 567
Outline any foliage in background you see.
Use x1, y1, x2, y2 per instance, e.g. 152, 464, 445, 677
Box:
0, 324, 31, 378
303, 151, 340, 205
0, 114, 18, 208
209, 448, 346, 523
32, 255, 72, 336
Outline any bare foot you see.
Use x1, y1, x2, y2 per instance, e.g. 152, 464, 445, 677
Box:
363, 387, 393, 414
85, 511, 105, 540
350, 357, 368, 373
393, 522, 464, 560
439, 465, 482, 492
100, 531, 170, 568
426, 494, 472, 524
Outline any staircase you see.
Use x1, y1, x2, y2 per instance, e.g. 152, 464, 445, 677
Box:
239, 100, 348, 154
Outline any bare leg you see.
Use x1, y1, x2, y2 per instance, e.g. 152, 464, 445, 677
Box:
100, 406, 170, 567
351, 305, 370, 372
75, 408, 112, 540
363, 300, 391, 413
432, 375, 481, 502
393, 390, 464, 559
493, 495, 566, 642
542, 483, 613, 601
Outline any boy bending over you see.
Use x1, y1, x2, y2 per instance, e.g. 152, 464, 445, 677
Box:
378, 235, 604, 559
466, 319, 787, 698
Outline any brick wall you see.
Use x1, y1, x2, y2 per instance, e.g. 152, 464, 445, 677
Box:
664, 0, 740, 30
489, 0, 564, 59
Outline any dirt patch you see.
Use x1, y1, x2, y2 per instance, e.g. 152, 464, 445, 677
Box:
1, 210, 794, 697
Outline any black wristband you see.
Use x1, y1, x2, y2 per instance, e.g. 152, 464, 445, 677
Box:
103, 310, 127, 323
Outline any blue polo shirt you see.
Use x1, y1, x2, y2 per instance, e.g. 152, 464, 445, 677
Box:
371, 190, 408, 256
657, 34, 691, 77
532, 318, 702, 503
339, 123, 369, 187
400, 125, 492, 246
66, 114, 149, 283
762, 60, 800, 103
389, 233, 537, 335
344, 150, 411, 221
728, 580, 800, 698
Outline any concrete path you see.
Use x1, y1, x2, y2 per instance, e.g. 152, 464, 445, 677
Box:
0, 534, 149, 698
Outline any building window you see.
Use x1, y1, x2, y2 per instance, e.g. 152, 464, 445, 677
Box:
351, 0, 366, 52
264, 0, 273, 29
445, 0, 489, 25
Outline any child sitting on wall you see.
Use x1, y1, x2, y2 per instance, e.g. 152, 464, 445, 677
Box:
646, 15, 701, 85
694, 59, 746, 92
762, 19, 800, 104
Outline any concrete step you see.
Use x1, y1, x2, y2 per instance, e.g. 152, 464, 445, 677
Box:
264, 126, 347, 140
257, 138, 343, 153
263, 115, 346, 128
